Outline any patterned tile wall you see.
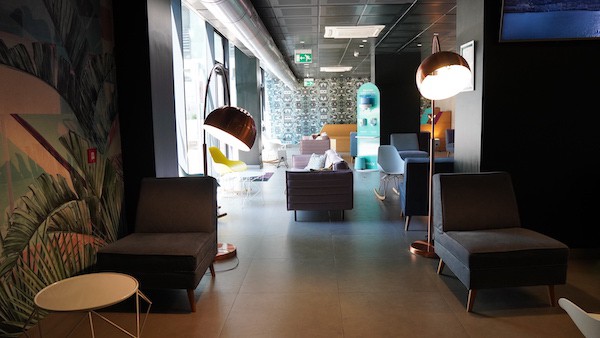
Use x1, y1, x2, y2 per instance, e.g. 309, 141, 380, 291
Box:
264, 73, 369, 144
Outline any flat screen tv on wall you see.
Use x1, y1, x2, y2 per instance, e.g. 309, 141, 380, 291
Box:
500, 0, 600, 42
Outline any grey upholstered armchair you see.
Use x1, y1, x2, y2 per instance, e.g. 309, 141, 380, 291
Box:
96, 176, 218, 312
432, 172, 569, 312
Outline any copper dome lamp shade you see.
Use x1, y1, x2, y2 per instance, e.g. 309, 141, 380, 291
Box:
202, 62, 257, 176
410, 34, 471, 258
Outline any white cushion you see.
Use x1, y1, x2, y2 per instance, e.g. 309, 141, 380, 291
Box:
324, 149, 344, 168
304, 153, 326, 170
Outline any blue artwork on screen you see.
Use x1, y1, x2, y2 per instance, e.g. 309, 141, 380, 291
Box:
500, 0, 600, 41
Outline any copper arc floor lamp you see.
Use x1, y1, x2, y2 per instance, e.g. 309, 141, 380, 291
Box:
409, 33, 471, 258
202, 62, 257, 261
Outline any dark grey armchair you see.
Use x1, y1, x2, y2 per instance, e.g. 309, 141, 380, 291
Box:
432, 172, 569, 312
96, 176, 218, 312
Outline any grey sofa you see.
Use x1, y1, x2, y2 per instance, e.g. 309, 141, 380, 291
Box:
432, 172, 569, 312
95, 176, 218, 312
286, 161, 353, 221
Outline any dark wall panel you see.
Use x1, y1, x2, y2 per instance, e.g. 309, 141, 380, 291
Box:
113, 0, 155, 231
462, 0, 598, 248
235, 48, 261, 165
375, 53, 422, 145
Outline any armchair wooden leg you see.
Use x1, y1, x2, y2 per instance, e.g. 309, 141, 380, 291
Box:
436, 259, 445, 274
404, 216, 411, 231
467, 289, 477, 312
294, 211, 297, 221
548, 285, 556, 306
187, 289, 196, 312
209, 263, 216, 277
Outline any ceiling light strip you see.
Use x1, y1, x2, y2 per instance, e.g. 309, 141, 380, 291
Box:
324, 26, 385, 39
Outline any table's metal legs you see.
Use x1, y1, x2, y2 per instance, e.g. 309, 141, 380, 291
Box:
89, 312, 96, 338
24, 290, 152, 338
91, 290, 152, 337
21, 307, 39, 338
240, 177, 264, 207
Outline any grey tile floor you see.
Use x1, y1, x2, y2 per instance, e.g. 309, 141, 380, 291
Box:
24, 164, 600, 338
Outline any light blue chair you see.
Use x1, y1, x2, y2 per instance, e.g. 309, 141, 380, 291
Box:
350, 131, 357, 162
390, 133, 429, 160
374, 145, 404, 200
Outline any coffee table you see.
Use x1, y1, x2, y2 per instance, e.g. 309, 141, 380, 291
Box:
25, 272, 151, 337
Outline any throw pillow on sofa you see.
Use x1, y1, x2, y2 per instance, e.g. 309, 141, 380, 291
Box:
304, 153, 326, 170
324, 149, 344, 168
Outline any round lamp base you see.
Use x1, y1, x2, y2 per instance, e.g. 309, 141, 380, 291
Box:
215, 242, 237, 261
410, 240, 437, 258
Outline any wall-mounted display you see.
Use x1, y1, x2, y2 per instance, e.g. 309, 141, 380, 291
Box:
500, 1, 600, 41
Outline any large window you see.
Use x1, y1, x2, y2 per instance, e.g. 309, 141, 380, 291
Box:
178, 4, 236, 176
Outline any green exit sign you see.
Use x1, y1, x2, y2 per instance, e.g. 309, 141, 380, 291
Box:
295, 49, 312, 64
304, 78, 315, 87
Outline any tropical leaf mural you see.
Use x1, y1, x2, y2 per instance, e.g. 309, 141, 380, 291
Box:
0, 0, 122, 336
0, 131, 121, 336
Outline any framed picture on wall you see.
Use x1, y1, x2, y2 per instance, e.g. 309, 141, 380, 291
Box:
460, 40, 475, 91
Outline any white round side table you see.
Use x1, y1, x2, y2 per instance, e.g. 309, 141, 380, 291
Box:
25, 272, 151, 338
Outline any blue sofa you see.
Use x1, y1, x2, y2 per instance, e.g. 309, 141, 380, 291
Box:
399, 157, 454, 231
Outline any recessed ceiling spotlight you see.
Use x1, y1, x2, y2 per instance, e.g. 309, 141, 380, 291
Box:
359, 44, 364, 48
417, 43, 422, 47
353, 50, 359, 57
362, 39, 368, 43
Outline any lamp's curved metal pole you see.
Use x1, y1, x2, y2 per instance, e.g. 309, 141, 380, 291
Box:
409, 100, 437, 258
203, 62, 230, 176
410, 32, 471, 258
